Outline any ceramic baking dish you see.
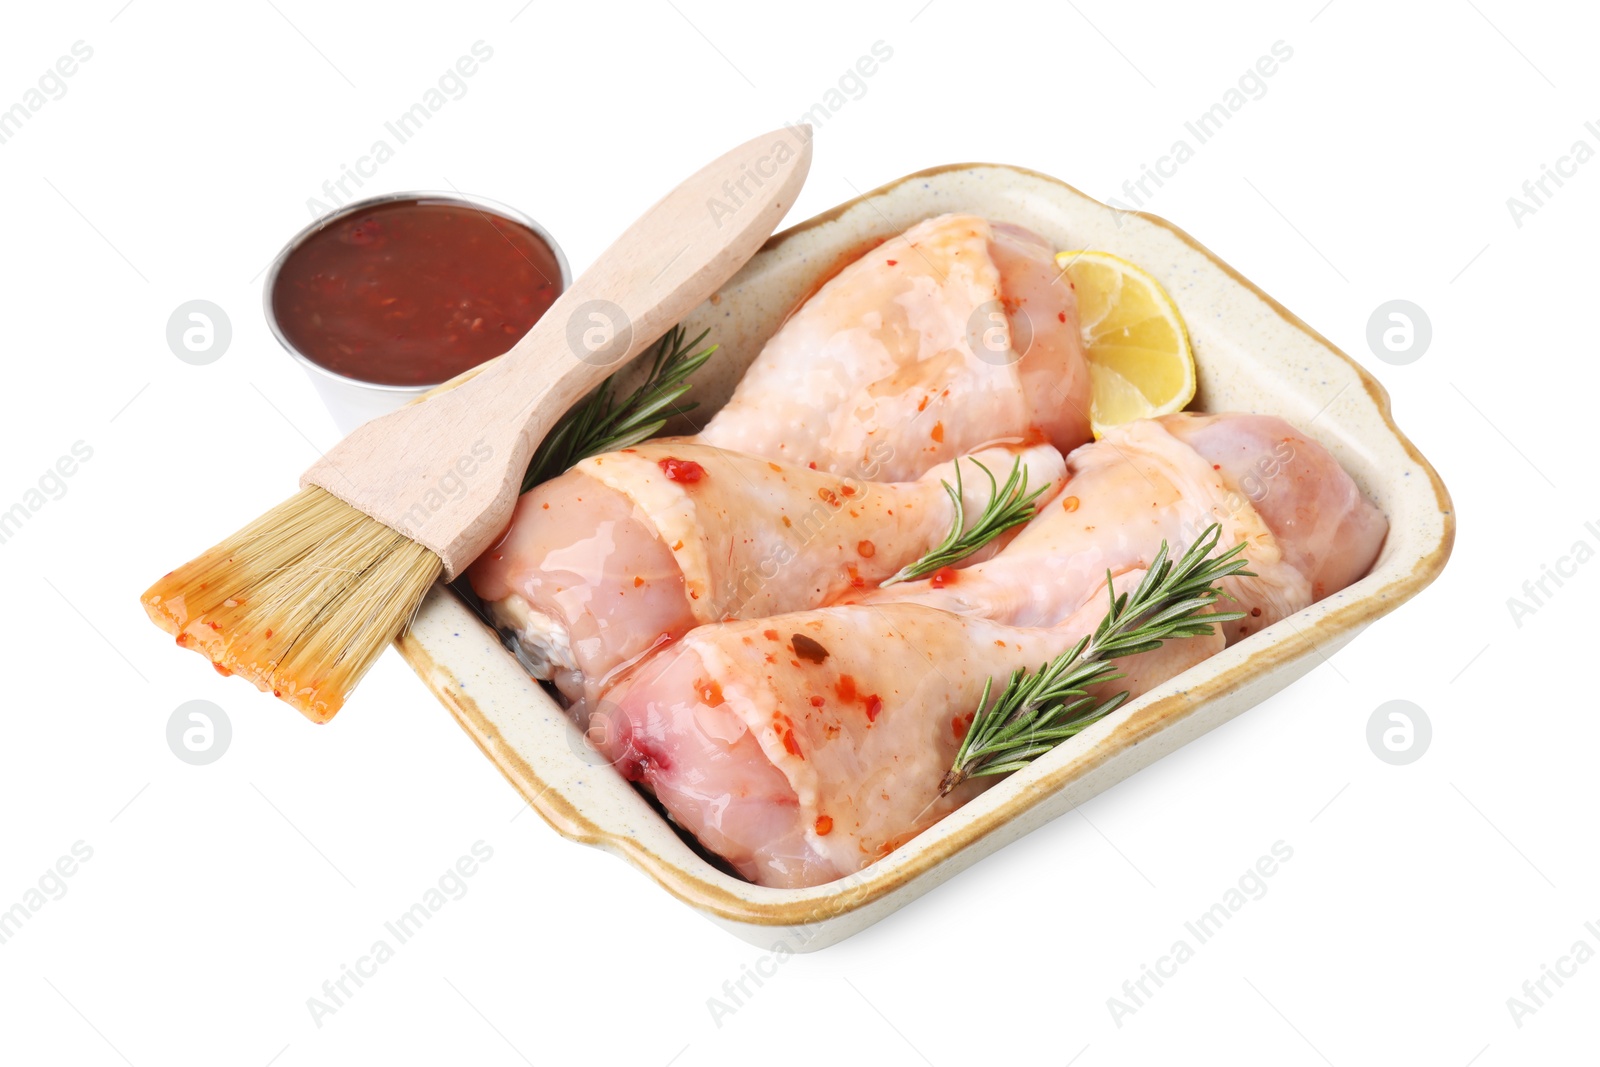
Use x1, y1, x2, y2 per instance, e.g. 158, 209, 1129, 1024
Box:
395, 163, 1454, 950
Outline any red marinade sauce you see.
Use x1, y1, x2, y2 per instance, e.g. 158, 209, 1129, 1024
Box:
271, 198, 561, 386
658, 458, 706, 483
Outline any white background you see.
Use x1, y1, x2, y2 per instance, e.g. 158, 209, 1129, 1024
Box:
0, 1, 1593, 1064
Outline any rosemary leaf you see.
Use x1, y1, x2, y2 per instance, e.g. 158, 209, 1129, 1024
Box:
940, 522, 1252, 795
522, 325, 716, 491
880, 455, 1051, 586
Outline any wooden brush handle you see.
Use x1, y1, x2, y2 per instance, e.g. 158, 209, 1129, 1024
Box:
301, 126, 813, 578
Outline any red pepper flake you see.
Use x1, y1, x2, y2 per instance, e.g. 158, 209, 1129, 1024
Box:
1058, 311, 1067, 323
263, 629, 273, 639
1062, 495, 1080, 512
875, 833, 916, 857
672, 540, 684, 550
781, 516, 793, 527
930, 566, 959, 588
206, 621, 222, 631
995, 639, 1007, 647
857, 539, 876, 558
620, 448, 638, 453
815, 814, 834, 835
542, 502, 550, 509
930, 421, 944, 443
886, 259, 898, 266
952, 711, 975, 739
808, 461, 818, 470
763, 628, 779, 641
810, 695, 826, 707
840, 484, 856, 497
835, 674, 858, 703
917, 395, 929, 412
778, 722, 803, 758
865, 695, 883, 722
658, 457, 705, 483
792, 633, 830, 663
697, 679, 724, 706
1250, 606, 1263, 617
633, 576, 644, 588
768, 462, 783, 472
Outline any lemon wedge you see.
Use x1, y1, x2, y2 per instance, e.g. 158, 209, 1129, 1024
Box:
1056, 250, 1195, 436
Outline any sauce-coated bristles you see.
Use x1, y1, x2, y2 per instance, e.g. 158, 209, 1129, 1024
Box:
142, 486, 443, 723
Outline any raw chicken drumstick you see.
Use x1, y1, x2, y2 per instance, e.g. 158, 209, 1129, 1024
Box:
853, 412, 1388, 641
697, 213, 1093, 480
468, 439, 1064, 711
592, 573, 1218, 888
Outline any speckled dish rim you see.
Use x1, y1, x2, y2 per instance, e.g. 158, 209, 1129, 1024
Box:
395, 163, 1455, 938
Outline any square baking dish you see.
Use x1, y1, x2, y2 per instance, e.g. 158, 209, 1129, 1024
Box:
395, 163, 1454, 949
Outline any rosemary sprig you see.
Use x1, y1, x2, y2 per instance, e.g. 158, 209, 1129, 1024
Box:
940, 522, 1252, 795
880, 456, 1050, 586
522, 325, 716, 491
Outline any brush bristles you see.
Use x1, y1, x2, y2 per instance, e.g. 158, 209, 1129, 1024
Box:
142, 485, 444, 723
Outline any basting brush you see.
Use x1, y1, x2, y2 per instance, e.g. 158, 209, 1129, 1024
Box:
142, 126, 812, 723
